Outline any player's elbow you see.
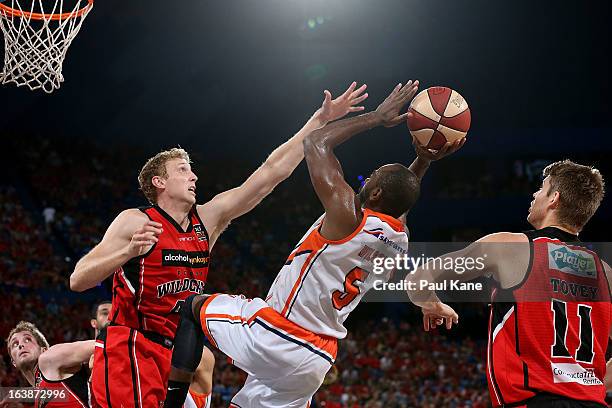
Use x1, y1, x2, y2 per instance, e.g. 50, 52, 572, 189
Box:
37, 348, 56, 373
405, 268, 422, 284
303, 131, 326, 159
69, 268, 88, 292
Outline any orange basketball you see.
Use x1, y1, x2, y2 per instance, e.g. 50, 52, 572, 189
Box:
407, 87, 471, 150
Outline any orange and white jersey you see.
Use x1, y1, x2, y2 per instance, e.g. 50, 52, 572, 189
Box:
266, 208, 409, 339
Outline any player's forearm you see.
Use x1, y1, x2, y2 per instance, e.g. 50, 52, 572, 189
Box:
405, 265, 442, 307
58, 341, 95, 368
306, 111, 383, 150
261, 112, 325, 180
408, 157, 431, 180
70, 249, 132, 292
39, 341, 95, 376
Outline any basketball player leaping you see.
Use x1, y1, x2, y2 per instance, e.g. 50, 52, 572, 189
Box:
163, 80, 465, 408
68, 82, 369, 408
407, 161, 611, 407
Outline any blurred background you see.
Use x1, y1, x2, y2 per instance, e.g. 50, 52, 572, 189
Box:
1, 0, 610, 406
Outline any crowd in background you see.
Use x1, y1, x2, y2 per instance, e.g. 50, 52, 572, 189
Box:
2, 137, 609, 406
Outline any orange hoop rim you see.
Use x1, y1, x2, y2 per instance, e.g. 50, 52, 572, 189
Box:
0, 0, 93, 21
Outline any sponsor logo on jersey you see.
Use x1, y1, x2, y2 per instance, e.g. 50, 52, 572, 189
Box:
157, 278, 206, 298
376, 234, 408, 255
162, 249, 209, 268
551, 363, 603, 386
547, 243, 597, 279
194, 224, 207, 242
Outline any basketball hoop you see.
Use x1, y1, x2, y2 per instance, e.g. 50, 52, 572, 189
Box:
0, 0, 93, 93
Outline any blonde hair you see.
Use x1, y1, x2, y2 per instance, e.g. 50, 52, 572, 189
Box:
6, 321, 49, 354
138, 148, 191, 204
543, 160, 605, 230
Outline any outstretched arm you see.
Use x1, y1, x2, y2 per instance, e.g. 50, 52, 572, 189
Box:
198, 82, 368, 247
303, 81, 421, 240
38, 340, 95, 381
406, 232, 529, 330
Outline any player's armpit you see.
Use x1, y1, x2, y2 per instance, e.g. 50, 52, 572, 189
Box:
38, 340, 95, 381
70, 209, 151, 292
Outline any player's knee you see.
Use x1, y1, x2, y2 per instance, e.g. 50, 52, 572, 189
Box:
182, 294, 207, 325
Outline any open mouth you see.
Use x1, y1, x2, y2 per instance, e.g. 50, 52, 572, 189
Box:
188, 186, 196, 194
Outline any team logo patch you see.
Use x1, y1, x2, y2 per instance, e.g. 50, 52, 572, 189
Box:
194, 224, 207, 242
547, 243, 597, 279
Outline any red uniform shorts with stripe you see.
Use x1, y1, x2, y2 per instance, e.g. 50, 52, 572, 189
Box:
91, 325, 172, 408
200, 294, 337, 408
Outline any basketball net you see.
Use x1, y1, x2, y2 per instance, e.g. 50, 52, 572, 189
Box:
0, 0, 93, 93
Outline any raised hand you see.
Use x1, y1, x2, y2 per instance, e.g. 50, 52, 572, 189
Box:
375, 80, 419, 127
412, 132, 466, 161
316, 81, 368, 125
128, 220, 162, 257
420, 301, 459, 331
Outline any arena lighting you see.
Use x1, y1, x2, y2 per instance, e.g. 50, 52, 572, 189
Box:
306, 15, 328, 29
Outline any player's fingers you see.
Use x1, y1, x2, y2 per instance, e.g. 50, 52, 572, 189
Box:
134, 232, 158, 243
323, 90, 332, 105
142, 223, 163, 231
340, 81, 357, 99
392, 82, 402, 96
350, 84, 367, 99
423, 314, 430, 331
133, 237, 157, 246
351, 93, 369, 105
349, 106, 365, 112
400, 79, 414, 93
145, 221, 163, 228
401, 84, 418, 104
140, 225, 163, 235
438, 142, 452, 155
395, 112, 410, 123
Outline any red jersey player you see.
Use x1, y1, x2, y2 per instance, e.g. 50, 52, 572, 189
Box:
408, 160, 611, 407
5, 321, 94, 408
69, 82, 369, 408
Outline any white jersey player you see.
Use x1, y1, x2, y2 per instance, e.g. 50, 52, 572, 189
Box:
165, 80, 465, 408
265, 209, 409, 339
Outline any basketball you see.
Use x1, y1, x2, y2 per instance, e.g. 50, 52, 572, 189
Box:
407, 87, 471, 150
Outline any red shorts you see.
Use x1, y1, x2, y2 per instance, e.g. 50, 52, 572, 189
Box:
91, 325, 173, 408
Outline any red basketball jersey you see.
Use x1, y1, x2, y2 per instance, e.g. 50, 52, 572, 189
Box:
487, 227, 611, 407
34, 365, 90, 408
110, 205, 210, 340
